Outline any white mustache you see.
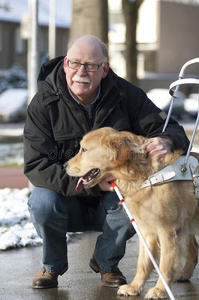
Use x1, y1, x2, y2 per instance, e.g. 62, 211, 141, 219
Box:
72, 74, 90, 83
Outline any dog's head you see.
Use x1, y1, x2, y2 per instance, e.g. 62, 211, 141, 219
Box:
65, 127, 147, 191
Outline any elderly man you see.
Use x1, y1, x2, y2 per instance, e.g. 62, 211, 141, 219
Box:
24, 35, 189, 289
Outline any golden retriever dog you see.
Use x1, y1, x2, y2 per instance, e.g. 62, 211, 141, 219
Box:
65, 127, 199, 299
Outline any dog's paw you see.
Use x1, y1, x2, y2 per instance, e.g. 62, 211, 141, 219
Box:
117, 284, 141, 296
145, 287, 167, 299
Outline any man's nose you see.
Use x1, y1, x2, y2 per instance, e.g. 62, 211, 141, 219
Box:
77, 64, 87, 76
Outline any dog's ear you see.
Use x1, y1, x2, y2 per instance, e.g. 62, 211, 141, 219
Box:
102, 132, 147, 165
102, 134, 138, 164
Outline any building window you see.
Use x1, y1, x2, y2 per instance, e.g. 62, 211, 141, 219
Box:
15, 26, 25, 54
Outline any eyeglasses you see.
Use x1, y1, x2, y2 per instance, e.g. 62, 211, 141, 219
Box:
67, 59, 105, 72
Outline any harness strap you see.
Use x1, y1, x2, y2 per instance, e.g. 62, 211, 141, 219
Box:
140, 155, 199, 200
140, 167, 175, 189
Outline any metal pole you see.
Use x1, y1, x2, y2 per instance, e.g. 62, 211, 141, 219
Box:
28, 0, 39, 192
48, 0, 56, 59
29, 0, 39, 102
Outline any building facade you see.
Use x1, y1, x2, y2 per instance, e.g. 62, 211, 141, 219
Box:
0, 0, 71, 76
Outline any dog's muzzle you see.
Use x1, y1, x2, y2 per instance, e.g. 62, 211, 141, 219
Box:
76, 168, 100, 191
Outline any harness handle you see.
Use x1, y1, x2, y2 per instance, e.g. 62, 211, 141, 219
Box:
162, 58, 199, 171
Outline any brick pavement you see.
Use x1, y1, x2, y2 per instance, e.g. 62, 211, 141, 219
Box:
0, 167, 28, 189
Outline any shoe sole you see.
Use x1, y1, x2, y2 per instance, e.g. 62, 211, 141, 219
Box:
32, 285, 58, 289
101, 282, 120, 288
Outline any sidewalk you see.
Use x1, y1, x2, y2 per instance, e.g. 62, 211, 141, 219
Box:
1, 232, 199, 300
0, 167, 28, 189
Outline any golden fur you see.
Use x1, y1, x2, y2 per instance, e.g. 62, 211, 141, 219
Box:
65, 127, 199, 299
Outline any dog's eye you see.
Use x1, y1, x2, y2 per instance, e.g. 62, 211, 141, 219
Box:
81, 147, 87, 153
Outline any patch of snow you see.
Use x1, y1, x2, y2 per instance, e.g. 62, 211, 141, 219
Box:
0, 188, 39, 250
0, 188, 73, 251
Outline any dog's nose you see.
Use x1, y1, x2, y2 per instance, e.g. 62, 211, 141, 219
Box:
63, 162, 67, 169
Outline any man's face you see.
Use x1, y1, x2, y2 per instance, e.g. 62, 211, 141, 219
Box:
63, 39, 109, 106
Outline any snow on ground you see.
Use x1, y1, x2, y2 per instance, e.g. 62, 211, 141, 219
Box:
0, 188, 74, 251
0, 188, 41, 250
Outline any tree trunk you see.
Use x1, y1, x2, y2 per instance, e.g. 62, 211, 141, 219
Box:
70, 0, 108, 45
122, 0, 143, 85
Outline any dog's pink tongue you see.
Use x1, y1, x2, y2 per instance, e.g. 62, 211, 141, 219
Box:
76, 177, 83, 192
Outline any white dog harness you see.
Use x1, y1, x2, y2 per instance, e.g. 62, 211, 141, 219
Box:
140, 155, 199, 200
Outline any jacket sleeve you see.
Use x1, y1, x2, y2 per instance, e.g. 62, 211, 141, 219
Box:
125, 85, 190, 153
23, 97, 101, 197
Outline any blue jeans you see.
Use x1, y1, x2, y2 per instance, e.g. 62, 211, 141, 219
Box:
28, 187, 135, 273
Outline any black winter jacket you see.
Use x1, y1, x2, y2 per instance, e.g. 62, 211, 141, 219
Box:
24, 56, 189, 197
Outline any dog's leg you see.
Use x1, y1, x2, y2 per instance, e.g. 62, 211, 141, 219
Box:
145, 229, 180, 299
176, 234, 198, 282
118, 236, 157, 297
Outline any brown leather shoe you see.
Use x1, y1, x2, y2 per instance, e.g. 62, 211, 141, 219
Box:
32, 262, 68, 289
89, 256, 126, 287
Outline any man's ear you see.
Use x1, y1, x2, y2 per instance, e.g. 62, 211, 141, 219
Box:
102, 61, 109, 78
63, 56, 68, 73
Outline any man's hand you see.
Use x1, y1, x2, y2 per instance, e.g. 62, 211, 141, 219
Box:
98, 176, 117, 192
145, 137, 172, 161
